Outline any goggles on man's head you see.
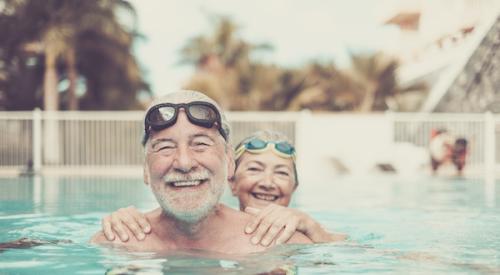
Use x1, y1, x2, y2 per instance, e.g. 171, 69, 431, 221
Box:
235, 138, 296, 161
144, 101, 228, 142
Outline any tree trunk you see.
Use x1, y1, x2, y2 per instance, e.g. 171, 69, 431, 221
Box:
358, 82, 377, 112
66, 48, 78, 110
43, 50, 59, 111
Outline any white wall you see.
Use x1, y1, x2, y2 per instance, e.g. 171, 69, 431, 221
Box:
296, 112, 395, 182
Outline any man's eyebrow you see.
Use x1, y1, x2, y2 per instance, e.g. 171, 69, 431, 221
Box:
190, 133, 216, 141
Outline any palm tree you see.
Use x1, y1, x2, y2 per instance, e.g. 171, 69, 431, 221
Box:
349, 52, 399, 112
180, 15, 273, 110
0, 0, 148, 111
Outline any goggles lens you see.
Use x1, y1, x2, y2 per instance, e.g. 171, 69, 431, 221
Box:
154, 106, 175, 122
188, 104, 218, 122
144, 101, 227, 141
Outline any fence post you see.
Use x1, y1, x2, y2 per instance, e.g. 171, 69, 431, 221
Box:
484, 111, 495, 176
32, 108, 42, 173
385, 110, 395, 146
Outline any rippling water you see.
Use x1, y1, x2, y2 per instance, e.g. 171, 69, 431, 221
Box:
0, 175, 499, 274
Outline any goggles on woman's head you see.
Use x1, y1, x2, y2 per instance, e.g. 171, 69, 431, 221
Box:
235, 138, 296, 161
144, 101, 228, 141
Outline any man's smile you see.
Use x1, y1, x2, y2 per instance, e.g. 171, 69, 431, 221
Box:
165, 179, 208, 188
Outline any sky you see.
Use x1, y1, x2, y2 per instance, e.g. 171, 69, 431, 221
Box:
129, 0, 397, 96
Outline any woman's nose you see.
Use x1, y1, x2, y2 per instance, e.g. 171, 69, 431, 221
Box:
256, 172, 275, 190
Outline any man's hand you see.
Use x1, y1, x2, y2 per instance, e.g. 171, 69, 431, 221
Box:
101, 206, 151, 242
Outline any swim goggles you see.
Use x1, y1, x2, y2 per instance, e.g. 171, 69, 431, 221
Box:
235, 138, 296, 161
144, 101, 228, 141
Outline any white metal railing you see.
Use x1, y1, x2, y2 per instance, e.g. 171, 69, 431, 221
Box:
0, 110, 498, 178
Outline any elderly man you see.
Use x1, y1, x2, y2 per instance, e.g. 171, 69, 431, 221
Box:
90, 90, 311, 253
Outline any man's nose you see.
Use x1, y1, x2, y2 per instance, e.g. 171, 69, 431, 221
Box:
172, 145, 196, 173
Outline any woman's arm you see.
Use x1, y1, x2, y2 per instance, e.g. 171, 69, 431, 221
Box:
244, 204, 347, 246
101, 204, 347, 244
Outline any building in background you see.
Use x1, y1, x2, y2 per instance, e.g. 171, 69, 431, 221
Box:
380, 0, 499, 112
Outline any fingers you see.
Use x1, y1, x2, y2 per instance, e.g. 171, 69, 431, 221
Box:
102, 216, 115, 241
246, 204, 305, 246
126, 206, 151, 234
250, 216, 277, 245
114, 208, 145, 241
102, 206, 147, 242
260, 219, 286, 246
262, 213, 300, 246
109, 212, 131, 242
245, 205, 275, 234
248, 205, 284, 246
275, 218, 299, 245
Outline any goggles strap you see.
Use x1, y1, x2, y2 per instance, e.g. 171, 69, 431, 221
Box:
235, 142, 295, 161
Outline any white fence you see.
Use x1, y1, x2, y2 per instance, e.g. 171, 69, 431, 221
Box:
0, 110, 498, 179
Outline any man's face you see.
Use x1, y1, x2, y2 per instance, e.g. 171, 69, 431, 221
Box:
145, 109, 232, 223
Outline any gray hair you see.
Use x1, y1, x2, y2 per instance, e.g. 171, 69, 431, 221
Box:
142, 90, 231, 146
234, 130, 298, 186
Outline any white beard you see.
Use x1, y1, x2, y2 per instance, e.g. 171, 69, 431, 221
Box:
154, 168, 227, 225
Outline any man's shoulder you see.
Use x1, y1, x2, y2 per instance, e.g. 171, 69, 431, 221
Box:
219, 204, 253, 225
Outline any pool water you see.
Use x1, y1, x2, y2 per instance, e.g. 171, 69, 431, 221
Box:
1, 175, 499, 274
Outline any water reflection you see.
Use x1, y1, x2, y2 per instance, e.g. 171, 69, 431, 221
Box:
0, 176, 155, 215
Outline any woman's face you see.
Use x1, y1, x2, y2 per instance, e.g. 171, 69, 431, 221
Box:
230, 150, 296, 210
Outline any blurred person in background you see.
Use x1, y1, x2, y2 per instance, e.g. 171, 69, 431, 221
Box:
429, 128, 467, 176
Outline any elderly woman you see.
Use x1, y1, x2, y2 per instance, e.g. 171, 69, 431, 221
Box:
102, 130, 346, 245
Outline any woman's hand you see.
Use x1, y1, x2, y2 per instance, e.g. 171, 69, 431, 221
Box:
244, 204, 346, 245
101, 206, 151, 242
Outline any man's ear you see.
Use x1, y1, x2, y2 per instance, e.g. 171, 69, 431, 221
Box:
143, 162, 150, 186
225, 144, 237, 195
226, 144, 235, 181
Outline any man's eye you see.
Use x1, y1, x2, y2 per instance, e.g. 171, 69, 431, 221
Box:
153, 144, 175, 152
193, 142, 210, 149
194, 142, 210, 146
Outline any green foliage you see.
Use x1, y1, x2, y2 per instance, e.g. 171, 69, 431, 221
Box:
181, 15, 423, 112
0, 0, 150, 110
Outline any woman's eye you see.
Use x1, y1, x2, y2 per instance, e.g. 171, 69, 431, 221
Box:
276, 171, 290, 176
247, 166, 262, 172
